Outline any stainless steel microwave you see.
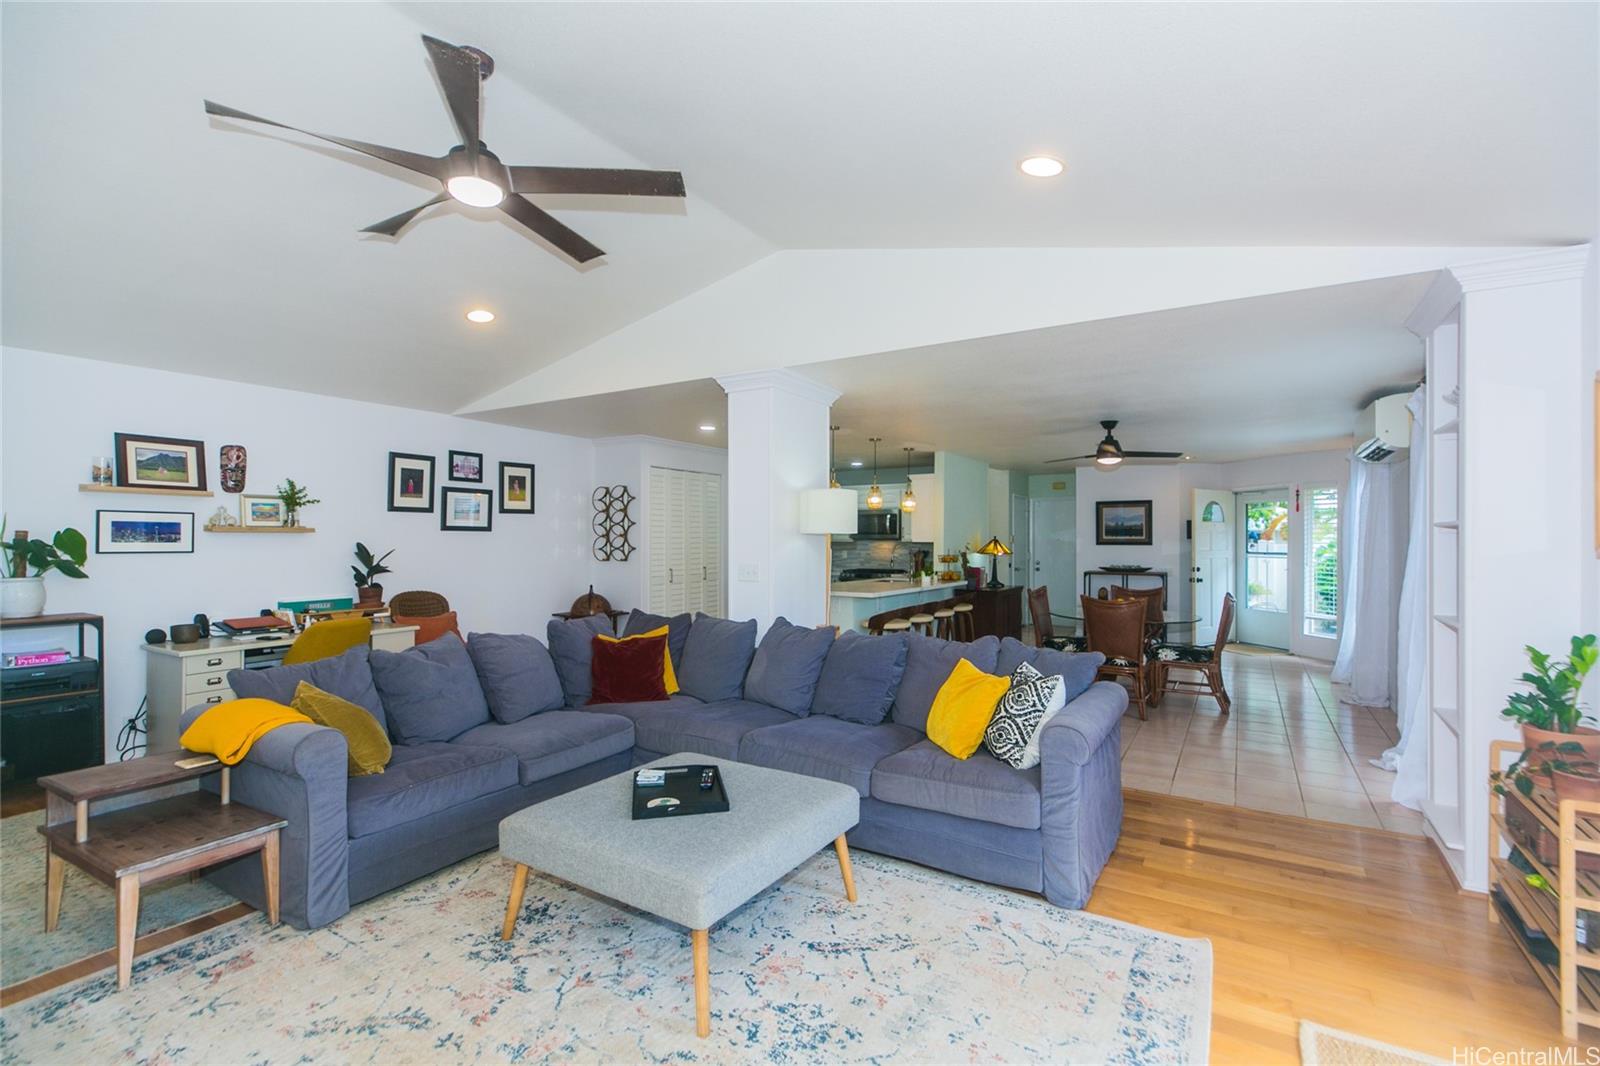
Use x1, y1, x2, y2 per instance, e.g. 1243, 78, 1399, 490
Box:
855, 510, 900, 539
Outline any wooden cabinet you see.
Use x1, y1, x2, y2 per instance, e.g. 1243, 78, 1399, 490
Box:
969, 587, 1023, 640
648, 467, 723, 616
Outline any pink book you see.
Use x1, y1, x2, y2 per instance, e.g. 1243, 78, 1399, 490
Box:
5, 650, 71, 668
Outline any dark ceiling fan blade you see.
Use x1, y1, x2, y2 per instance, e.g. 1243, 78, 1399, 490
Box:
1119, 450, 1186, 459
508, 166, 686, 197
499, 195, 604, 263
1043, 455, 1098, 464
360, 193, 449, 237
420, 35, 481, 162
204, 100, 445, 179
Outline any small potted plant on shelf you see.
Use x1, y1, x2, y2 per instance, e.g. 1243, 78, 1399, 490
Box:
351, 542, 394, 607
274, 479, 321, 527
1499, 635, 1600, 773
1, 517, 88, 619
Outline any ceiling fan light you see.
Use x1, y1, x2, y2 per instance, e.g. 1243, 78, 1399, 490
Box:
446, 174, 505, 207
1095, 453, 1123, 467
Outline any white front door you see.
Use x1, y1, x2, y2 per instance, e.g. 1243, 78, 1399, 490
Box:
1191, 489, 1235, 645
1236, 489, 1291, 649
1009, 493, 1031, 590
1029, 497, 1076, 620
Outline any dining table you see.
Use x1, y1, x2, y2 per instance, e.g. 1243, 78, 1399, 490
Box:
1051, 612, 1203, 642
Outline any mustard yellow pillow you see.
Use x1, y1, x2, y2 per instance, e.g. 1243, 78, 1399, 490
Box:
926, 658, 1010, 760
597, 625, 679, 695
290, 680, 391, 776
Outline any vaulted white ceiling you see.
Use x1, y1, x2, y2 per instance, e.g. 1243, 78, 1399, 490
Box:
2, 2, 1594, 418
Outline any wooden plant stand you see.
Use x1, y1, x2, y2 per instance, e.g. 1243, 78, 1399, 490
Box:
1489, 739, 1600, 1039
37, 751, 286, 990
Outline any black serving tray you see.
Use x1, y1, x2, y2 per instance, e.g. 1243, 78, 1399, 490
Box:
631, 765, 731, 820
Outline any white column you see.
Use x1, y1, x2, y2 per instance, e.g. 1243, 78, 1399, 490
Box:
716, 370, 839, 632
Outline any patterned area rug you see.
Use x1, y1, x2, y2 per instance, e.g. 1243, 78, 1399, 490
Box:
1299, 1021, 1445, 1065
0, 809, 239, 987
1, 846, 1211, 1063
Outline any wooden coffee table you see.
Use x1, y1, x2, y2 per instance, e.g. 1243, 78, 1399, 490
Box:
37, 751, 286, 989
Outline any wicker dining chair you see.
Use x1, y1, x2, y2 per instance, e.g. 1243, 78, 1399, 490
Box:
1108, 585, 1166, 642
1150, 592, 1236, 714
386, 590, 450, 618
1082, 593, 1151, 720
1027, 585, 1083, 651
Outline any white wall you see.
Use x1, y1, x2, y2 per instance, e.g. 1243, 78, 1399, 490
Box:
1073, 464, 1185, 614
0, 346, 598, 754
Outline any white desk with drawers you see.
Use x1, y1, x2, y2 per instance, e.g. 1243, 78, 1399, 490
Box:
141, 624, 418, 750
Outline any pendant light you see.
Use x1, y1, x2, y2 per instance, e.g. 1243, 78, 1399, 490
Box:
828, 424, 842, 489
865, 437, 884, 509
899, 447, 917, 512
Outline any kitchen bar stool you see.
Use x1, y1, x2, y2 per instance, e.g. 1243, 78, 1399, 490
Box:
877, 618, 912, 635
932, 607, 956, 638
951, 602, 975, 640
908, 613, 936, 636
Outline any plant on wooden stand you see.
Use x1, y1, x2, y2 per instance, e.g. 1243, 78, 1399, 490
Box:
274, 479, 321, 527
352, 542, 394, 606
1492, 635, 1600, 795
1, 515, 88, 619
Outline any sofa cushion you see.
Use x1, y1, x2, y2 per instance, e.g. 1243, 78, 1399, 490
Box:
983, 661, 1068, 770
995, 637, 1104, 706
892, 634, 1000, 734
547, 614, 612, 706
925, 658, 1010, 760
228, 644, 388, 732
451, 711, 634, 785
369, 632, 491, 745
590, 631, 670, 704
637, 700, 795, 760
743, 617, 834, 717
871, 739, 1042, 830
290, 681, 391, 776
345, 741, 517, 838
737, 715, 921, 796
623, 609, 692, 671
467, 632, 565, 724
678, 614, 758, 703
811, 631, 908, 725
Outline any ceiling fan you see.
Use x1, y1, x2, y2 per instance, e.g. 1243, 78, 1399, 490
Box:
1044, 420, 1185, 468
203, 35, 686, 264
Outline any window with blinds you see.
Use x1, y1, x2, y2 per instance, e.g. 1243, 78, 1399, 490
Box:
1304, 486, 1339, 638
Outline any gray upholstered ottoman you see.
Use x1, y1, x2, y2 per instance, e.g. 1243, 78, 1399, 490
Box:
498, 753, 859, 1037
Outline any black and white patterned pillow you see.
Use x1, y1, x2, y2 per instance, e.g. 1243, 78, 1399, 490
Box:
983, 660, 1067, 770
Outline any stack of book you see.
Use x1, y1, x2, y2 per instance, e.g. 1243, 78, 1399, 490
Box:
3, 648, 71, 669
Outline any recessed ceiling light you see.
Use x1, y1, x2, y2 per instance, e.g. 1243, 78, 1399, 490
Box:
849, 460, 864, 468
465, 308, 495, 324
699, 423, 716, 433
1183, 455, 1192, 460
1018, 156, 1065, 178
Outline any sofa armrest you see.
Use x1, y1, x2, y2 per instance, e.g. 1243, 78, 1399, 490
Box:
181, 703, 352, 930
1039, 681, 1128, 767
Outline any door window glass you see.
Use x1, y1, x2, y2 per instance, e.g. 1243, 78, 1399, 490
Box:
1244, 499, 1289, 613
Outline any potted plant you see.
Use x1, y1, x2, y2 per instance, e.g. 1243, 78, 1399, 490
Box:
275, 479, 321, 527
1500, 635, 1600, 770
1553, 762, 1600, 805
1, 517, 88, 619
352, 542, 394, 607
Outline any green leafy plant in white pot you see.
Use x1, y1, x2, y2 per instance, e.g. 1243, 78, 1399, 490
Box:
1, 517, 88, 619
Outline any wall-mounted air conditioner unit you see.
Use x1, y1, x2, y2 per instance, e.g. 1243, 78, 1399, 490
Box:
1353, 393, 1412, 463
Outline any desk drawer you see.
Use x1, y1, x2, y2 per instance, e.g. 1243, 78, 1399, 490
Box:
184, 651, 243, 676
188, 687, 235, 710
184, 670, 234, 696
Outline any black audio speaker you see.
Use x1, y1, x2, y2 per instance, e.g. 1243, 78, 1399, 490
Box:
193, 613, 210, 639
145, 628, 167, 645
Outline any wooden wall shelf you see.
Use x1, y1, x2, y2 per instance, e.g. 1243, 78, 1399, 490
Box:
202, 526, 315, 534
79, 484, 214, 498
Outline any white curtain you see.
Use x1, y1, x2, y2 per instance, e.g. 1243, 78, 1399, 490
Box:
1330, 423, 1410, 708
1386, 386, 1429, 808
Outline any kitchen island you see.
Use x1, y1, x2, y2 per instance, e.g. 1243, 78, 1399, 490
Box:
829, 579, 969, 632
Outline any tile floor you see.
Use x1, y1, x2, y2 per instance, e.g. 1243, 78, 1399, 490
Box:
1114, 647, 1425, 834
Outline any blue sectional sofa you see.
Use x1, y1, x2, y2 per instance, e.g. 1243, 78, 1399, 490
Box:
183, 612, 1127, 930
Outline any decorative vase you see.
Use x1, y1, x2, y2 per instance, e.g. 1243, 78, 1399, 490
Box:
219, 445, 247, 493
1553, 768, 1600, 805
1521, 723, 1600, 771
0, 576, 46, 619
284, 512, 298, 528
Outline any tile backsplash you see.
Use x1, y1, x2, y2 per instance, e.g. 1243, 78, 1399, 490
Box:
830, 539, 935, 579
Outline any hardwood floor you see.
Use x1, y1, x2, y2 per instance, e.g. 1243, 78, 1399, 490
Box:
1091, 790, 1591, 1062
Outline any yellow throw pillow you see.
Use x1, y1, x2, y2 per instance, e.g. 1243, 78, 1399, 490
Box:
926, 658, 1010, 760
178, 698, 311, 766
597, 626, 679, 695
290, 680, 392, 776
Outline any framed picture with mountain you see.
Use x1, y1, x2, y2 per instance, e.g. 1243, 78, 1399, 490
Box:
1096, 500, 1153, 546
114, 433, 207, 492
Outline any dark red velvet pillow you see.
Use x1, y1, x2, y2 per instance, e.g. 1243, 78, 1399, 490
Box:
589, 632, 670, 704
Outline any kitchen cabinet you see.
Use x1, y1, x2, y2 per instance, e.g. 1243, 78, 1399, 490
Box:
648, 467, 723, 615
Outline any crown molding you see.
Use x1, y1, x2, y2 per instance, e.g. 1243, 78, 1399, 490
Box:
1448, 244, 1590, 294
715, 368, 841, 407
593, 434, 727, 457
1405, 270, 1463, 337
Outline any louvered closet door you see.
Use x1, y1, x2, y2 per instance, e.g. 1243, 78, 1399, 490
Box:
698, 473, 723, 615
665, 470, 690, 613
647, 467, 671, 614
683, 473, 706, 613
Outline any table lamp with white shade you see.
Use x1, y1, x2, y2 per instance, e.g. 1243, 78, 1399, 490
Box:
801, 487, 859, 626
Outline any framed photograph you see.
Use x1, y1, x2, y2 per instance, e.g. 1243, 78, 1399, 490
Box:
388, 452, 436, 513
1096, 500, 1153, 546
239, 494, 285, 528
113, 433, 207, 492
441, 486, 493, 532
498, 461, 535, 514
448, 450, 484, 483
95, 510, 195, 554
